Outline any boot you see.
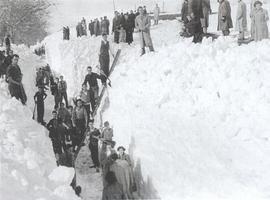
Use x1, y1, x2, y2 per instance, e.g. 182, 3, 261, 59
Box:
140, 48, 146, 56
149, 46, 154, 52
96, 167, 100, 173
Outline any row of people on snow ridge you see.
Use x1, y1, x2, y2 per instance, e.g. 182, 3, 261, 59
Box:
181, 0, 269, 43
63, 5, 160, 56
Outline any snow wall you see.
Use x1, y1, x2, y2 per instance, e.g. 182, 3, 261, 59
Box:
44, 2, 270, 199
0, 45, 79, 200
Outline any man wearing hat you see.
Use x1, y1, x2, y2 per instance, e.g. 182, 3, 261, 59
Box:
87, 119, 101, 172
117, 146, 132, 166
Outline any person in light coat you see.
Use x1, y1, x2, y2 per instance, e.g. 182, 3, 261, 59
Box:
153, 4, 160, 25
236, 0, 247, 40
252, 1, 269, 42
201, 0, 211, 33
109, 153, 134, 199
135, 6, 154, 56
217, 0, 233, 36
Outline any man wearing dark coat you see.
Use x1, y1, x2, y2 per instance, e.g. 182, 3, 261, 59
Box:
4, 34, 11, 52
0, 51, 6, 78
94, 19, 100, 36
129, 10, 136, 29
89, 20, 94, 36
6, 54, 27, 105
181, 0, 189, 24
34, 87, 47, 124
99, 34, 114, 84
112, 11, 121, 43
66, 26, 70, 40
217, 0, 233, 36
125, 14, 134, 44
87, 120, 101, 172
104, 16, 110, 35
187, 0, 204, 43
2, 50, 13, 78
83, 66, 102, 102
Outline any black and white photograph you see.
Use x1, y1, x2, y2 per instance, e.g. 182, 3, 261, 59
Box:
1, 0, 270, 199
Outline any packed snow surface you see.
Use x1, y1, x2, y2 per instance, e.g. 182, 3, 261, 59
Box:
0, 46, 78, 200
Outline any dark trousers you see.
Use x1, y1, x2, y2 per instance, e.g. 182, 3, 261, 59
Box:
54, 94, 60, 109
8, 83, 27, 105
84, 104, 91, 118
72, 119, 85, 148
89, 144, 100, 167
114, 31, 119, 43
89, 89, 96, 113
99, 54, 110, 84
37, 102, 44, 123
126, 30, 134, 44
60, 91, 68, 107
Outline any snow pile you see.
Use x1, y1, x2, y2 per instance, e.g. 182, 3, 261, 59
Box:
44, 2, 270, 199
103, 29, 270, 199
0, 45, 78, 200
44, 30, 117, 98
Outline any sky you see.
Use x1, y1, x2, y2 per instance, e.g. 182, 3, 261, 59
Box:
48, 0, 182, 33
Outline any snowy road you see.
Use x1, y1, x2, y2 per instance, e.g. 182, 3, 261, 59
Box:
75, 145, 103, 200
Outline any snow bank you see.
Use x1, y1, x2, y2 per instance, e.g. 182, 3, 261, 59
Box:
103, 26, 270, 200
44, 2, 270, 198
0, 45, 78, 200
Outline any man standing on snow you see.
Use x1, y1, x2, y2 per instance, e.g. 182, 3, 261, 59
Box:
87, 119, 101, 172
187, 0, 204, 43
236, 0, 247, 41
135, 6, 154, 56
58, 75, 68, 108
83, 66, 102, 103
217, 0, 233, 36
99, 33, 114, 85
72, 98, 88, 149
112, 11, 121, 43
153, 4, 161, 25
6, 54, 27, 105
4, 34, 11, 52
0, 50, 6, 78
201, 0, 212, 34
34, 87, 47, 124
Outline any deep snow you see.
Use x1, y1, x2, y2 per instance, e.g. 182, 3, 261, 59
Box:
2, 0, 270, 199
45, 14, 270, 199
0, 46, 79, 200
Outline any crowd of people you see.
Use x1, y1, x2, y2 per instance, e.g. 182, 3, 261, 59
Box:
34, 45, 46, 56
62, 4, 160, 56
181, 0, 269, 43
2, 1, 270, 199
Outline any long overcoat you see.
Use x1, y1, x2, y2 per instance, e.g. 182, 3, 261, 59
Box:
236, 1, 247, 32
135, 14, 153, 48
217, 0, 233, 31
253, 8, 269, 41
